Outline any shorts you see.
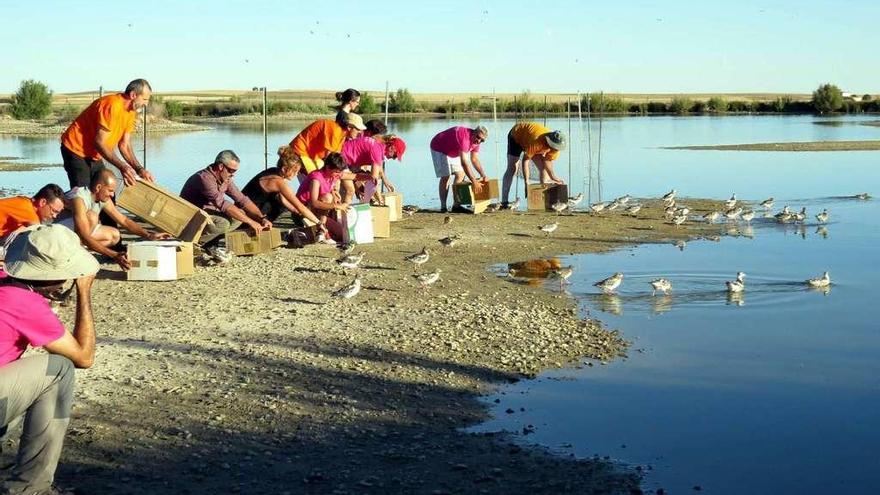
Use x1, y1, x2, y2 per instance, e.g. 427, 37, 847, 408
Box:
300, 155, 324, 174
56, 216, 102, 235
431, 149, 463, 178
506, 131, 525, 158
61, 145, 107, 188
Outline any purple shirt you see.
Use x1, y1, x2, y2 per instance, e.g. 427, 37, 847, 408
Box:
180, 167, 254, 214
429, 126, 481, 157
341, 136, 384, 167
296, 169, 339, 204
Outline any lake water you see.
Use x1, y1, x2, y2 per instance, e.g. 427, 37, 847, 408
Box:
2, 114, 879, 493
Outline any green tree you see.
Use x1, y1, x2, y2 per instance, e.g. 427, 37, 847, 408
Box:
812, 83, 843, 114
389, 88, 417, 113
707, 97, 728, 113
669, 97, 695, 115
358, 91, 380, 114
10, 80, 53, 120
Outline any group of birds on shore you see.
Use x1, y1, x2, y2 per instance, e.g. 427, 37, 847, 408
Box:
331, 244, 444, 299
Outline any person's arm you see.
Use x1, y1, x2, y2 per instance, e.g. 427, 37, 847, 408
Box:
228, 181, 271, 230
535, 154, 565, 184
264, 177, 326, 230
103, 202, 170, 240
379, 166, 395, 192
43, 275, 96, 369
459, 152, 483, 192
118, 132, 155, 182
71, 198, 128, 268
94, 128, 139, 185
225, 204, 265, 234
522, 155, 532, 193
471, 152, 488, 180
309, 180, 347, 211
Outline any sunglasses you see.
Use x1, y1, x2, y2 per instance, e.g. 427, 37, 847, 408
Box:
223, 164, 238, 175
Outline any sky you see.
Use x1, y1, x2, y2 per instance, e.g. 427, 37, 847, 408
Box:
2, 0, 878, 95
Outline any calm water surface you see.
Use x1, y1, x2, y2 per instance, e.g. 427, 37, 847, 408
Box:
2, 115, 879, 493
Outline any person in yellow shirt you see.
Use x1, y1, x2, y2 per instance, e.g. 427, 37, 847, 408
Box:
501, 122, 566, 208
60, 79, 154, 188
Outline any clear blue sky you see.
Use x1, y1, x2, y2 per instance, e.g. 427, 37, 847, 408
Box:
3, 0, 877, 95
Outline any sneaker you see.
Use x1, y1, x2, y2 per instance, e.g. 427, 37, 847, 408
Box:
499, 202, 511, 210
205, 246, 233, 264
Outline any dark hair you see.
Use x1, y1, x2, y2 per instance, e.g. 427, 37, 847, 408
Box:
124, 78, 152, 95
364, 119, 387, 136
335, 88, 360, 103
32, 183, 64, 203
89, 169, 117, 190
323, 152, 347, 171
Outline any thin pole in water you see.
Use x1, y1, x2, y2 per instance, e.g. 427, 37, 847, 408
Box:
586, 93, 593, 204
262, 87, 268, 170
597, 92, 604, 202
142, 103, 147, 168
577, 92, 584, 196
492, 89, 499, 179
567, 96, 572, 187
543, 95, 548, 126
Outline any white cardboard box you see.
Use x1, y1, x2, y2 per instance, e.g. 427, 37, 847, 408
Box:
342, 204, 374, 244
127, 241, 194, 281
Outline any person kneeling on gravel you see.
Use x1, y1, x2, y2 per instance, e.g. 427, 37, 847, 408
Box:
0, 224, 100, 495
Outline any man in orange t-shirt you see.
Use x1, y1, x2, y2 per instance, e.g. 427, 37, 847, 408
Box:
290, 113, 366, 174
501, 121, 567, 208
60, 79, 155, 188
0, 184, 66, 259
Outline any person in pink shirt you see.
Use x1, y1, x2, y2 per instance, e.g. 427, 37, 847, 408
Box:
341, 134, 406, 204
429, 125, 489, 212
295, 153, 348, 241
0, 224, 100, 494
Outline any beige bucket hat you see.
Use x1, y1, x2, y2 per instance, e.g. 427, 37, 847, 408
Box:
4, 224, 99, 281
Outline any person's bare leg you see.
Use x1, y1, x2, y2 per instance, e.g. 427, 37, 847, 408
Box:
501, 154, 520, 204
87, 211, 120, 247
438, 176, 451, 211
450, 172, 466, 208
341, 179, 356, 205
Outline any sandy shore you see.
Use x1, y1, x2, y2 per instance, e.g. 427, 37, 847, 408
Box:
1, 199, 727, 494
665, 140, 880, 151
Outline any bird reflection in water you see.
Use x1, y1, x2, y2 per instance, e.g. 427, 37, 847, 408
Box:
651, 294, 674, 315
726, 291, 745, 307
596, 293, 623, 315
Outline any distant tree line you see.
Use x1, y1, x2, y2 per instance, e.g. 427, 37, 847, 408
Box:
2, 81, 876, 120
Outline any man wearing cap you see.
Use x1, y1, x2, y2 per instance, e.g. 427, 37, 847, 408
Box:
0, 224, 100, 494
180, 150, 272, 264
55, 169, 170, 271
429, 125, 489, 213
60, 79, 155, 188
0, 185, 66, 261
289, 114, 366, 175
340, 134, 406, 204
501, 121, 567, 209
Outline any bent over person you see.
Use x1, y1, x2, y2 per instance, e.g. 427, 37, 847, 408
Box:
0, 224, 99, 494
501, 121, 566, 208
60, 79, 154, 188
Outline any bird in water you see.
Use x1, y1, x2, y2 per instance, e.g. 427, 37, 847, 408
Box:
336, 252, 365, 274
662, 189, 676, 202
774, 205, 793, 223
673, 240, 687, 251
567, 193, 584, 209
438, 234, 460, 248
549, 266, 574, 286
650, 278, 672, 296
724, 206, 743, 221
815, 209, 829, 223
760, 197, 774, 209
741, 209, 755, 223
726, 271, 746, 293
551, 201, 569, 215
331, 276, 362, 299
538, 222, 559, 236
725, 193, 738, 210
703, 211, 721, 222
404, 247, 430, 270
413, 269, 442, 289
593, 272, 624, 293
793, 207, 807, 223
854, 193, 871, 200
806, 271, 831, 288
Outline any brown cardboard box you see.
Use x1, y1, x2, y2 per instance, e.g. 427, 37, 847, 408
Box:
225, 228, 283, 256
287, 225, 318, 248
384, 192, 403, 222
371, 205, 391, 238
452, 178, 500, 205
127, 241, 194, 281
117, 180, 210, 243
527, 183, 569, 211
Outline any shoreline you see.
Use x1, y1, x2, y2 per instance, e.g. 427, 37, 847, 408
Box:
665, 140, 880, 151
2, 198, 728, 494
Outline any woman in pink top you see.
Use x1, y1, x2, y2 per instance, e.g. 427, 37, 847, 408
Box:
295, 153, 348, 240
429, 125, 489, 213
341, 134, 406, 204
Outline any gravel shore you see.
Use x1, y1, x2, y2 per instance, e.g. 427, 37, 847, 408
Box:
2, 199, 726, 494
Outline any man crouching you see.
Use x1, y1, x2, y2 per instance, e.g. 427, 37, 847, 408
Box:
0, 224, 99, 494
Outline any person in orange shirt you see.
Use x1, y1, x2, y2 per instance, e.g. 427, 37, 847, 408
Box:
501, 121, 567, 208
60, 79, 155, 188
289, 113, 367, 175
0, 184, 66, 260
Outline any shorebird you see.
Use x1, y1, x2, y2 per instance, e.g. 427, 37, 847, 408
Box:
674, 240, 687, 251
594, 272, 624, 293
703, 211, 721, 222
510, 197, 521, 210
774, 206, 793, 223
675, 206, 690, 217
672, 214, 688, 226
815, 209, 828, 223
404, 247, 430, 270
724, 207, 743, 221
760, 197, 774, 209
725, 272, 746, 293
649, 278, 672, 296
331, 276, 362, 299
402, 205, 419, 217
616, 194, 632, 205
664, 205, 677, 220
538, 222, 559, 236
725, 193, 738, 210
606, 199, 622, 211
413, 269, 442, 289
806, 271, 831, 288
855, 193, 871, 200
741, 209, 755, 223
567, 193, 584, 209
486, 203, 501, 212
443, 215, 452, 225
589, 202, 607, 213
438, 235, 459, 248
662, 189, 676, 202
337, 242, 356, 255
551, 201, 569, 215
625, 204, 642, 216
793, 207, 807, 223
549, 265, 574, 286
336, 252, 365, 274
